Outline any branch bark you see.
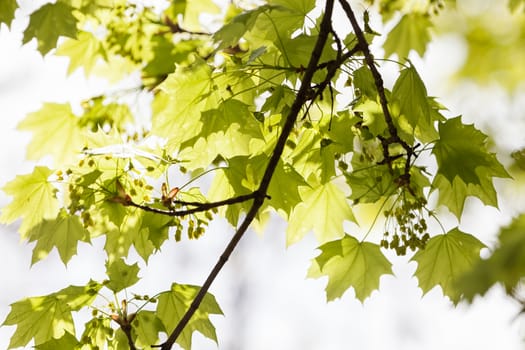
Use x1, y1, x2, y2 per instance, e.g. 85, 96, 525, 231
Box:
155, 0, 336, 348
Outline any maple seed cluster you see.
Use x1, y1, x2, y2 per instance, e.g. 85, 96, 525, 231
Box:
381, 196, 430, 255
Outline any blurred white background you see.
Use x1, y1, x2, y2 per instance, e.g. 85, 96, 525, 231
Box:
1, 1, 525, 349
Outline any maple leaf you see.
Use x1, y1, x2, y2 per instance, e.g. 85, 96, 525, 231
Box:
0, 166, 59, 236
0, 0, 17, 28
153, 63, 212, 152
56, 31, 106, 75
131, 311, 165, 347
432, 116, 510, 186
80, 317, 114, 349
105, 258, 140, 293
383, 13, 431, 60
18, 103, 85, 166
286, 181, 356, 245
411, 228, 486, 304
156, 283, 223, 350
23, 2, 78, 55
457, 214, 525, 301
308, 235, 393, 301
33, 331, 79, 349
392, 64, 431, 129
26, 209, 91, 265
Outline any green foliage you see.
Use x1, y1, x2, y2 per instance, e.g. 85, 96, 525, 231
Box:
1, 0, 522, 348
156, 284, 223, 350
23, 2, 78, 55
411, 228, 486, 304
308, 235, 393, 301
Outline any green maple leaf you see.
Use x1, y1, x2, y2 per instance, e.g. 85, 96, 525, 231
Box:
383, 13, 431, 60
308, 235, 393, 301
170, 0, 219, 31
353, 66, 377, 100
392, 64, 431, 129
0, 166, 59, 236
33, 331, 79, 349
131, 311, 165, 347
27, 209, 91, 265
286, 181, 356, 245
153, 63, 212, 152
81, 317, 114, 349
432, 173, 499, 218
18, 103, 85, 166
432, 116, 510, 186
3, 294, 74, 348
156, 283, 223, 350
105, 258, 140, 292
456, 214, 525, 301
23, 2, 78, 55
56, 31, 106, 75
411, 228, 486, 303
0, 0, 17, 28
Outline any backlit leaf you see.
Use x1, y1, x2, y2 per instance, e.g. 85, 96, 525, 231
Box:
156, 283, 223, 350
383, 13, 431, 60
287, 181, 356, 245
105, 258, 140, 292
432, 116, 510, 186
308, 235, 393, 301
18, 103, 85, 166
56, 31, 105, 75
0, 166, 59, 236
392, 64, 431, 129
34, 331, 79, 349
0, 0, 17, 28
27, 209, 91, 265
23, 2, 78, 55
411, 228, 486, 303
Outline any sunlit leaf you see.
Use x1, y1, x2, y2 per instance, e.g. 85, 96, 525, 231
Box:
56, 31, 105, 75
27, 209, 91, 265
308, 235, 393, 301
411, 228, 486, 303
156, 283, 223, 350
18, 103, 85, 166
105, 258, 140, 292
0, 166, 59, 236
287, 181, 356, 245
23, 2, 78, 55
383, 13, 431, 59
0, 0, 17, 28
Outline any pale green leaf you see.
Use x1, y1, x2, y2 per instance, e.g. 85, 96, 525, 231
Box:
383, 13, 431, 60
0, 166, 59, 236
131, 311, 164, 347
56, 31, 105, 75
392, 64, 431, 129
153, 63, 212, 152
308, 235, 392, 301
18, 103, 85, 166
2, 294, 75, 348
411, 228, 486, 303
23, 2, 78, 55
157, 283, 223, 350
105, 258, 140, 292
287, 181, 356, 245
80, 317, 114, 349
33, 331, 79, 349
27, 209, 91, 265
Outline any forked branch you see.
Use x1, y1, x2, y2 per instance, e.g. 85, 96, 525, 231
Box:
155, 0, 336, 348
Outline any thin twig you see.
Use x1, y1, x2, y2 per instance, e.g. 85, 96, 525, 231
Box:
155, 1, 336, 348
127, 192, 260, 217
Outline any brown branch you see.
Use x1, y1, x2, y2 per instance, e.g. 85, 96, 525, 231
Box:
155, 1, 336, 348
338, 0, 415, 181
126, 192, 261, 217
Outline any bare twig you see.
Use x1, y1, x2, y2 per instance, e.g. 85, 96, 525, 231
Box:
155, 1, 336, 348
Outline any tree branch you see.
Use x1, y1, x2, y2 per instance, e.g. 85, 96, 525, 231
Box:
126, 192, 261, 217
338, 0, 415, 181
155, 1, 336, 348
